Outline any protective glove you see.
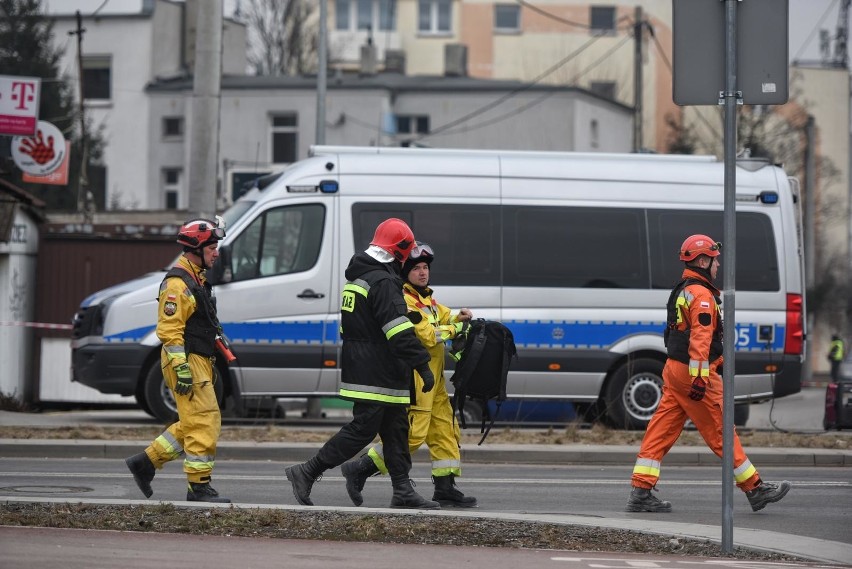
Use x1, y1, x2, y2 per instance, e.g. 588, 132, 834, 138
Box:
688, 377, 707, 401
416, 364, 435, 393
174, 362, 193, 396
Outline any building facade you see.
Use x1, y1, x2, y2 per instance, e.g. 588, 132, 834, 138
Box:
47, 0, 247, 210
147, 72, 633, 204
328, 0, 675, 152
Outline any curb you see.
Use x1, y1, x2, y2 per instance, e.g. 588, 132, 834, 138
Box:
2, 439, 850, 466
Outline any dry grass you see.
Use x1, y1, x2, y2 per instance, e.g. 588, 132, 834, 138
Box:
0, 502, 807, 562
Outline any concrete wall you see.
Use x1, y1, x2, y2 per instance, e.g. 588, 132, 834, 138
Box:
0, 206, 39, 400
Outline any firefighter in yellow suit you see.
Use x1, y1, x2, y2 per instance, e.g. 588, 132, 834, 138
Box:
125, 218, 230, 503
341, 242, 478, 507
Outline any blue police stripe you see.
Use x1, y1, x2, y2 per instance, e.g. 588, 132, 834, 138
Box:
103, 319, 785, 352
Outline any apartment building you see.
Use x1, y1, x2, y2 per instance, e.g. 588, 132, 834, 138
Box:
329, 0, 674, 151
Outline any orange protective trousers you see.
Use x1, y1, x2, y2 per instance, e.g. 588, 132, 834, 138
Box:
631, 360, 761, 493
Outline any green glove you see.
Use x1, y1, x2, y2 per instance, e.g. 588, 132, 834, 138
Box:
174, 362, 193, 396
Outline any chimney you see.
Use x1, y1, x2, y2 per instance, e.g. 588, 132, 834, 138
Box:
444, 43, 468, 77
384, 49, 406, 74
360, 39, 377, 76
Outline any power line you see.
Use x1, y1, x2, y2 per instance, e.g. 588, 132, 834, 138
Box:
418, 31, 614, 140
427, 34, 632, 138
513, 0, 591, 29
792, 0, 838, 61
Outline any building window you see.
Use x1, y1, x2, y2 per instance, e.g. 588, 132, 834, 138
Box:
162, 117, 184, 139
163, 168, 182, 210
590, 119, 599, 149
590, 81, 616, 100
336, 0, 396, 31
590, 6, 616, 32
271, 114, 298, 164
396, 115, 430, 134
418, 0, 451, 34
494, 4, 520, 32
82, 56, 111, 100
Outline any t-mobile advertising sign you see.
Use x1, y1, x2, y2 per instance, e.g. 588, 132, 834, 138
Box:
0, 75, 41, 136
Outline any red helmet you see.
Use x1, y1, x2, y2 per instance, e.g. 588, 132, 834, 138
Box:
679, 234, 721, 261
370, 218, 415, 262
177, 218, 226, 249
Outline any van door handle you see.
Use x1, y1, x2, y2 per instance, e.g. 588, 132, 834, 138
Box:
297, 289, 325, 299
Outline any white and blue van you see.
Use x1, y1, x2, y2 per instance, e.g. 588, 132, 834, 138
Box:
71, 146, 806, 428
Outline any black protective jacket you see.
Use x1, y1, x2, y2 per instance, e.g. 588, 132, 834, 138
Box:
338, 252, 430, 406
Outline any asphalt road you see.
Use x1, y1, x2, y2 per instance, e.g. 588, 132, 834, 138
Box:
5, 526, 837, 569
1, 386, 850, 568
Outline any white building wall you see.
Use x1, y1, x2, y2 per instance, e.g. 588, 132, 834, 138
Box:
49, 1, 247, 210
52, 16, 157, 210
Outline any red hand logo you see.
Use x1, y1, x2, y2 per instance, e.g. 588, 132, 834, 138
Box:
18, 129, 56, 165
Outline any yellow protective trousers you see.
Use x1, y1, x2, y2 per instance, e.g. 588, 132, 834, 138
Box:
369, 375, 462, 477
144, 351, 221, 484
631, 360, 760, 493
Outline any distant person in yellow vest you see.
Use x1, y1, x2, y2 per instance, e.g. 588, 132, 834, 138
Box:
827, 334, 845, 381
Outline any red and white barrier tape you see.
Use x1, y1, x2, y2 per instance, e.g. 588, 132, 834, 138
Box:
0, 321, 73, 330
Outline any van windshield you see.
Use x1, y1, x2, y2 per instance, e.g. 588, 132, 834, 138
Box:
221, 199, 256, 230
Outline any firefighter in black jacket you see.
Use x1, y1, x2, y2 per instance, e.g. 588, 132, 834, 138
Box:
285, 218, 439, 509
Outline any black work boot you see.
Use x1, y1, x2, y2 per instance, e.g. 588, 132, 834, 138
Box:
626, 486, 672, 513
746, 480, 791, 512
390, 478, 440, 509
125, 452, 156, 498
285, 456, 325, 506
432, 474, 478, 508
341, 454, 380, 506
187, 482, 231, 503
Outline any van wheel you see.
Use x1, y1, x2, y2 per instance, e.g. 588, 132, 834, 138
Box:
455, 400, 483, 428
604, 358, 664, 430
142, 362, 224, 424
734, 403, 750, 427
143, 363, 177, 424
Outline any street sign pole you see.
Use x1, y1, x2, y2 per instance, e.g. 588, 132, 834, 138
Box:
721, 0, 739, 553
672, 0, 788, 555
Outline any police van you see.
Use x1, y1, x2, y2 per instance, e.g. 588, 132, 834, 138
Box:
71, 146, 806, 428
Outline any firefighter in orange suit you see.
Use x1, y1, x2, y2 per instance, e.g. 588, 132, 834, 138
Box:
626, 234, 791, 513
125, 218, 230, 503
341, 242, 477, 507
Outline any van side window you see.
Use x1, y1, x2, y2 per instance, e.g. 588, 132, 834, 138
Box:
648, 210, 779, 291
352, 203, 500, 286
230, 204, 325, 282
504, 206, 649, 288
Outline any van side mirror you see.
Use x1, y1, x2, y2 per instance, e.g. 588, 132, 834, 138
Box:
209, 245, 233, 285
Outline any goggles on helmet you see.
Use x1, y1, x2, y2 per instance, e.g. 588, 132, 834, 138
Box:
410, 242, 434, 260
682, 241, 722, 258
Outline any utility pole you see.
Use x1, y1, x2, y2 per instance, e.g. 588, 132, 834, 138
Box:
632, 5, 643, 152
187, 0, 223, 218
69, 10, 89, 219
316, 0, 328, 145
804, 115, 816, 382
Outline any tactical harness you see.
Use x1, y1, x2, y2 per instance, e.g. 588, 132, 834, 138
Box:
161, 267, 220, 357
664, 277, 723, 365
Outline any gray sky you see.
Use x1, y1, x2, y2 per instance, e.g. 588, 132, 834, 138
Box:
789, 0, 849, 63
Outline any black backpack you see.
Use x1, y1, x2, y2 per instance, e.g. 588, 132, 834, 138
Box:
450, 319, 517, 445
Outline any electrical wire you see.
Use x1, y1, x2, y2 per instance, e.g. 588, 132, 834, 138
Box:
415, 31, 613, 141
513, 0, 591, 29
792, 0, 839, 62
424, 33, 631, 138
